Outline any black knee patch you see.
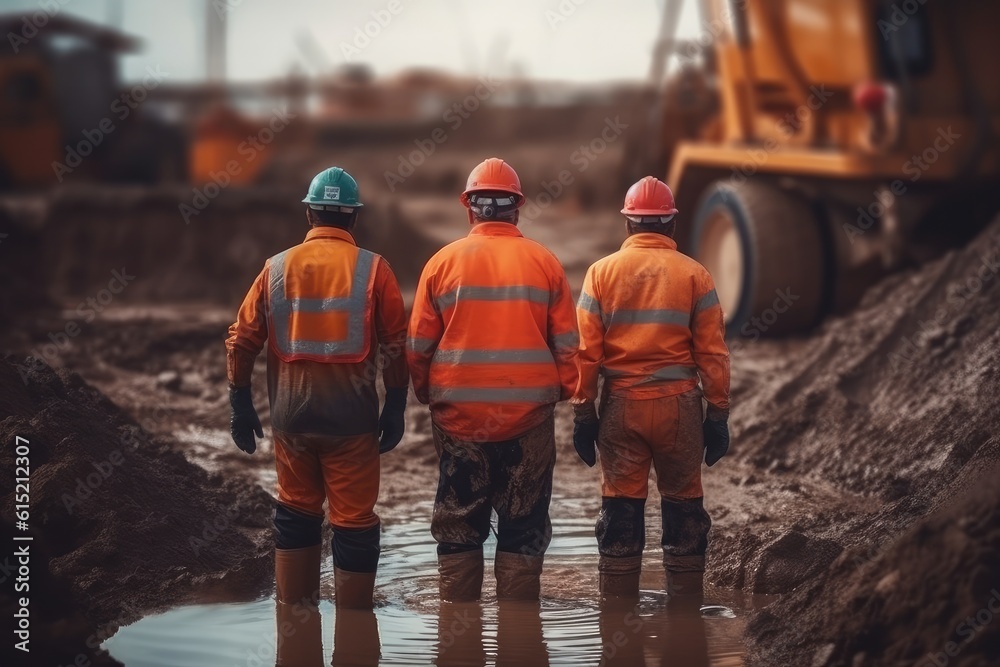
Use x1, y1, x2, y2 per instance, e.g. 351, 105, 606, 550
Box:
274, 503, 323, 549
661, 497, 711, 557
596, 497, 646, 558
332, 523, 381, 573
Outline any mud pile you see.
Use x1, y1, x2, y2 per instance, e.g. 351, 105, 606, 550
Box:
735, 218, 1000, 664
0, 356, 274, 666
748, 469, 1000, 667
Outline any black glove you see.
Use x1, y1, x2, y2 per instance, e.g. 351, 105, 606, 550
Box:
229, 385, 263, 454
378, 387, 407, 454
703, 418, 730, 467
573, 421, 599, 467
572, 401, 599, 467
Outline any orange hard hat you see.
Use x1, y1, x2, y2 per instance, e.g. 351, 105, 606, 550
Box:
460, 158, 524, 208
621, 176, 678, 217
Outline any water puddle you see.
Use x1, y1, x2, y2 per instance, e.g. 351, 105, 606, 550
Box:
104, 506, 765, 666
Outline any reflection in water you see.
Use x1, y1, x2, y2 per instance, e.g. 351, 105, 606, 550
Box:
599, 600, 646, 666
275, 599, 324, 666
497, 601, 550, 665
435, 602, 485, 666
104, 515, 753, 666
652, 608, 711, 667
333, 609, 381, 666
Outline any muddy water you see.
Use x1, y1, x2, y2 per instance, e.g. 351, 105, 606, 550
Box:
104, 507, 763, 666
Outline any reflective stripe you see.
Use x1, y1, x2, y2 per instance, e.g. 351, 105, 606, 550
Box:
288, 296, 353, 312
434, 285, 550, 311
603, 364, 698, 383
551, 330, 580, 352
429, 386, 562, 403
433, 348, 555, 364
407, 337, 437, 354
603, 308, 689, 327
642, 365, 699, 383
269, 249, 375, 360
694, 289, 720, 314
577, 291, 601, 316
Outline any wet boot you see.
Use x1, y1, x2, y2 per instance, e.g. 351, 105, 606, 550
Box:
664, 553, 705, 610
439, 549, 484, 602
275, 545, 323, 666
495, 551, 544, 601
334, 567, 377, 610
599, 554, 642, 601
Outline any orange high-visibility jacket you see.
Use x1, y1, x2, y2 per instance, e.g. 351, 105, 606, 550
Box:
226, 226, 408, 436
407, 222, 579, 441
574, 233, 730, 418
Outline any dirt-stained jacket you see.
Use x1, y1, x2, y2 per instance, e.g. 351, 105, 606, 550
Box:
226, 226, 408, 436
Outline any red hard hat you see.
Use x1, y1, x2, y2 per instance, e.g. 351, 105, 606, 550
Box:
460, 158, 524, 208
621, 176, 678, 216
853, 81, 887, 114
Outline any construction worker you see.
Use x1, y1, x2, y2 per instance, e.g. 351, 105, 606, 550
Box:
407, 158, 579, 602
572, 176, 730, 603
225, 167, 408, 617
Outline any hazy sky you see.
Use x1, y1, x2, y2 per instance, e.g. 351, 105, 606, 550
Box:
0, 0, 706, 82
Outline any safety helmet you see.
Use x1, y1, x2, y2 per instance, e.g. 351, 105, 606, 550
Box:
460, 158, 525, 209
302, 167, 364, 210
621, 176, 678, 218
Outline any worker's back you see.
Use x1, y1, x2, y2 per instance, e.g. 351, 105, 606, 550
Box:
228, 226, 407, 437
408, 222, 579, 441
578, 232, 725, 401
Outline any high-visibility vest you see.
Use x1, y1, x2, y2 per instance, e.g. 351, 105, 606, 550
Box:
407, 222, 579, 441
575, 232, 730, 411
266, 246, 378, 364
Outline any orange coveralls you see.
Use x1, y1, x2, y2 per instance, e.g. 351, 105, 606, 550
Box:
226, 227, 408, 532
575, 232, 729, 569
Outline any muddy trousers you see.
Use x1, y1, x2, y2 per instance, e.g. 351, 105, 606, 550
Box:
595, 391, 712, 584
431, 416, 555, 600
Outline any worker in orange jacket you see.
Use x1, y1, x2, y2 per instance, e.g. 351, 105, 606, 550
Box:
225, 167, 408, 616
407, 158, 579, 602
572, 176, 730, 603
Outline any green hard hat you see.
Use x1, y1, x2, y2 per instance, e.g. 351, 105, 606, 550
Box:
302, 167, 363, 209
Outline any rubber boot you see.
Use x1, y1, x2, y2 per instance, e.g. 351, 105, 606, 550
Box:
334, 567, 377, 610
439, 549, 484, 602
666, 570, 704, 598
666, 568, 704, 610
598, 554, 642, 601
495, 551, 544, 601
275, 545, 323, 666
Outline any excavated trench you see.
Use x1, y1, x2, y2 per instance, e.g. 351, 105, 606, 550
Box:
2, 185, 999, 665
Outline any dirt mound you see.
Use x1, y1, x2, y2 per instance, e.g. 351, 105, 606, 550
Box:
734, 218, 1000, 662
747, 462, 1000, 667
0, 355, 274, 666
731, 219, 1000, 498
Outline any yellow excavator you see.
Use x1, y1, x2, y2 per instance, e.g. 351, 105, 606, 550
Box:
632, 0, 1000, 335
